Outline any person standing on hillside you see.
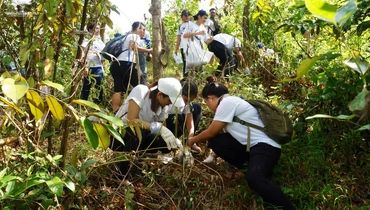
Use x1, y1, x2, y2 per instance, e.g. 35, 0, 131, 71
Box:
138, 28, 151, 85
175, 10, 200, 77
80, 23, 105, 104
110, 21, 152, 112
206, 8, 221, 36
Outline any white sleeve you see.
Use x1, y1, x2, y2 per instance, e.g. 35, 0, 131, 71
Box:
126, 85, 149, 108
214, 98, 237, 123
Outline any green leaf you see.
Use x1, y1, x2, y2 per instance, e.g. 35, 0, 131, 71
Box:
81, 117, 99, 149
335, 0, 357, 27
64, 180, 75, 192
81, 159, 97, 171
41, 80, 65, 93
45, 177, 64, 196
0, 96, 25, 115
72, 99, 101, 111
282, 57, 319, 82
93, 123, 111, 149
0, 168, 7, 180
5, 181, 15, 195
91, 112, 124, 127
105, 124, 124, 146
348, 88, 369, 112
357, 124, 370, 131
46, 95, 65, 121
10, 179, 44, 197
1, 76, 29, 103
26, 90, 45, 121
305, 0, 337, 23
343, 58, 369, 75
306, 114, 356, 120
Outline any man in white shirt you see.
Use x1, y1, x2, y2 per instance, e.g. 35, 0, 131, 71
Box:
80, 23, 105, 103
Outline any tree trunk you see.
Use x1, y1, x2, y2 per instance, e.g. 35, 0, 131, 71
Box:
149, 0, 162, 80
242, 1, 250, 43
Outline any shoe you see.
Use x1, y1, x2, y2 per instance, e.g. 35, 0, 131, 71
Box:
202, 153, 216, 163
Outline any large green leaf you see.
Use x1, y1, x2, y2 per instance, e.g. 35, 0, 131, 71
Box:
93, 123, 111, 149
335, 0, 357, 27
46, 95, 65, 121
305, 0, 337, 23
105, 124, 124, 146
41, 80, 65, 93
282, 57, 319, 82
45, 176, 64, 196
357, 124, 370, 131
1, 76, 29, 103
92, 112, 124, 127
343, 58, 369, 75
348, 88, 369, 112
72, 99, 101, 111
81, 117, 99, 149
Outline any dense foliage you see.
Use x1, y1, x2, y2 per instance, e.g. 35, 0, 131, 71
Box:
0, 0, 369, 209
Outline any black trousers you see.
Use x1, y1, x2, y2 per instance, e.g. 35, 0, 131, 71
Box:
208, 40, 235, 77
180, 48, 187, 77
110, 60, 139, 93
208, 133, 295, 210
165, 103, 201, 137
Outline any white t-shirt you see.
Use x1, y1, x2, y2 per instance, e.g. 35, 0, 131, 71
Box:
205, 19, 215, 35
115, 85, 169, 123
117, 33, 141, 63
213, 33, 242, 50
82, 37, 105, 68
177, 21, 199, 50
213, 95, 281, 149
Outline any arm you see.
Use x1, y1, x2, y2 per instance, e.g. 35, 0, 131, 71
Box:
188, 120, 226, 147
183, 30, 205, 38
235, 48, 245, 67
185, 112, 195, 137
175, 35, 181, 53
126, 99, 151, 130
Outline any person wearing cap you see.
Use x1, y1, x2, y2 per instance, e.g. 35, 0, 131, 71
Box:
175, 9, 200, 77
110, 21, 153, 113
207, 33, 246, 76
165, 79, 202, 153
111, 77, 185, 157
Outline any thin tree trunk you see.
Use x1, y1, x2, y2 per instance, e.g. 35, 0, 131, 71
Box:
59, 0, 89, 168
149, 0, 162, 80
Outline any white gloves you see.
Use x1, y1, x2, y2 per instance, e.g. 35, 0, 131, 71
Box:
150, 122, 183, 150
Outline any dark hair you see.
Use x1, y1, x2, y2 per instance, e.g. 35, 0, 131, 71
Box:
209, 8, 216, 12
148, 81, 169, 112
201, 76, 228, 98
181, 9, 190, 17
181, 80, 198, 97
193, 10, 208, 21
132, 21, 144, 31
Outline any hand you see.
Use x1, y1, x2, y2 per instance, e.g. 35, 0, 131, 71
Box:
160, 126, 183, 150
187, 136, 195, 148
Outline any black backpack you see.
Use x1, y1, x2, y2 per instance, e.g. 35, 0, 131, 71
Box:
101, 33, 129, 61
233, 99, 293, 150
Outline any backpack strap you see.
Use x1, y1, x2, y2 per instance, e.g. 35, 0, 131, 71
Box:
233, 115, 266, 152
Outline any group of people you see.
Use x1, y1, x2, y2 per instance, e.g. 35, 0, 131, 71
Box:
175, 8, 245, 78
79, 9, 294, 210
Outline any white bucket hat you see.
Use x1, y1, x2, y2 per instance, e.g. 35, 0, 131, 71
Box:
158, 78, 185, 108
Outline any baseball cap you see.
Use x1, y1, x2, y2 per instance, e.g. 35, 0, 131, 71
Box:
158, 78, 185, 108
181, 10, 190, 17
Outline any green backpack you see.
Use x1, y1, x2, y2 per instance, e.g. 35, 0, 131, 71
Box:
233, 99, 293, 151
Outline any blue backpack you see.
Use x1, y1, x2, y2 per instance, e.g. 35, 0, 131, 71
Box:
101, 33, 129, 61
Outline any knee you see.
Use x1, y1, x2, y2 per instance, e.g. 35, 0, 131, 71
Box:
246, 172, 265, 191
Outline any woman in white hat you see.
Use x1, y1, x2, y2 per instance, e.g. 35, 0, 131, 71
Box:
111, 77, 185, 155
